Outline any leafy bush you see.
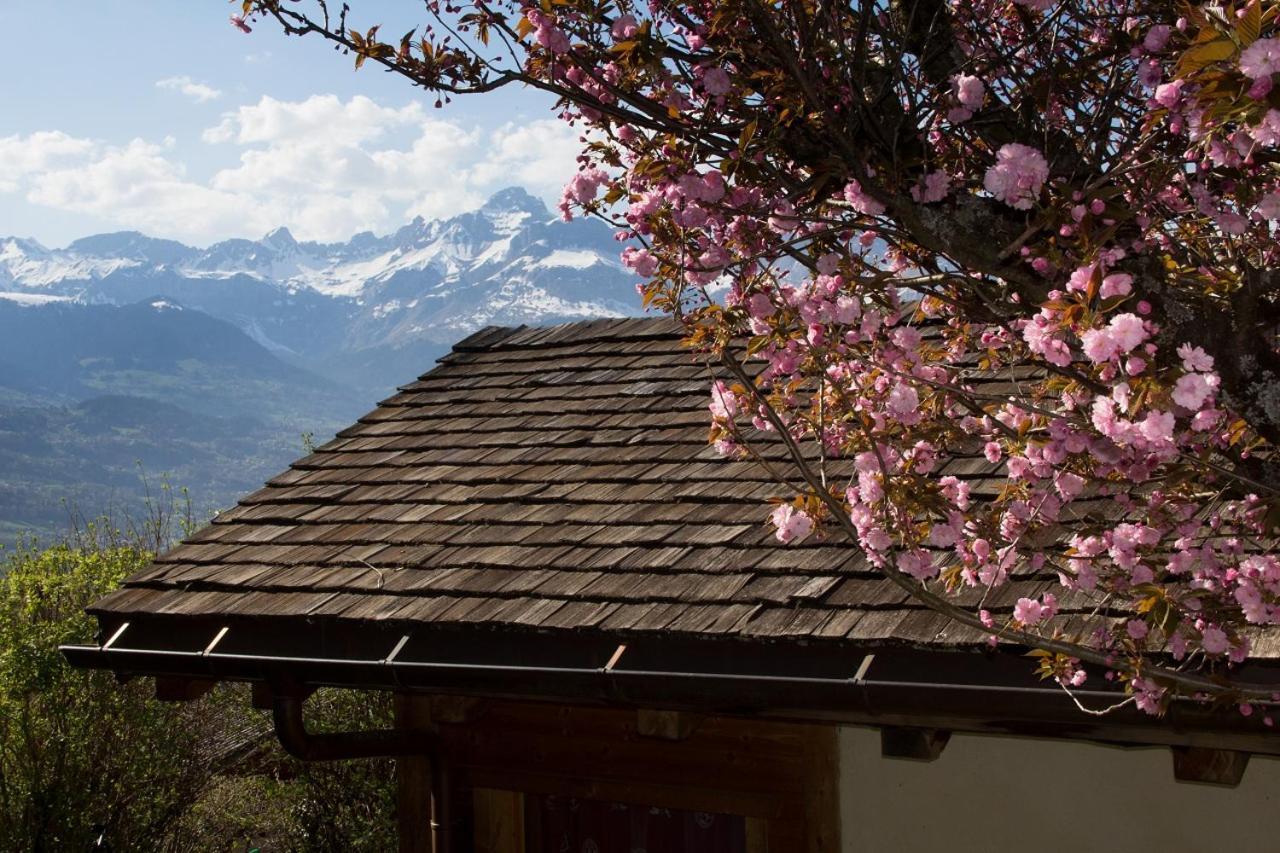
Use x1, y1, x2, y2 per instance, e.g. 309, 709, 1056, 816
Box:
0, 541, 398, 852
0, 543, 237, 850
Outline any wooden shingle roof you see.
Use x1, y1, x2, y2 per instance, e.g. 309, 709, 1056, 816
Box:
83, 318, 1125, 651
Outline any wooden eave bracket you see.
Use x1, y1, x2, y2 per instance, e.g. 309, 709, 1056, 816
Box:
880, 726, 951, 762
1172, 746, 1251, 787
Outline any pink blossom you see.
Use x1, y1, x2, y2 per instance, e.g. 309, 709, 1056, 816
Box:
1217, 211, 1249, 235
1132, 677, 1165, 714
610, 14, 639, 40
1099, 273, 1132, 298
1013, 597, 1046, 626
983, 441, 1002, 463
527, 9, 571, 54
770, 504, 813, 544
1176, 343, 1214, 372
1240, 38, 1280, 82
1153, 80, 1183, 108
1252, 109, 1280, 146
1066, 264, 1095, 292
1138, 410, 1175, 444
886, 382, 920, 423
1257, 193, 1280, 220
561, 168, 608, 208
1055, 471, 1086, 499
1012, 0, 1054, 10
709, 380, 738, 420
910, 170, 950, 203
843, 179, 886, 216
1081, 328, 1119, 363
746, 293, 775, 320
621, 246, 658, 278
1172, 372, 1217, 410
898, 549, 938, 581
1108, 313, 1148, 352
952, 74, 985, 109
768, 200, 798, 233
983, 144, 1049, 210
230, 14, 252, 33
701, 66, 731, 96
1143, 25, 1172, 52
1200, 625, 1230, 655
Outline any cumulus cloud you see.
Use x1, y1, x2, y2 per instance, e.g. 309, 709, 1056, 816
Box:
0, 131, 97, 192
0, 95, 584, 244
25, 138, 264, 239
156, 76, 223, 103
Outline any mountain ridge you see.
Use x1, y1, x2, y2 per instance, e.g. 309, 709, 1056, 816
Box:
0, 186, 639, 391
0, 187, 644, 541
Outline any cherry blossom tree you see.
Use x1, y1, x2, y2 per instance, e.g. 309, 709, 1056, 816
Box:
239, 0, 1280, 715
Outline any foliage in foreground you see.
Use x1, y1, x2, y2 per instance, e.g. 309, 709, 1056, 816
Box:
0, 540, 396, 851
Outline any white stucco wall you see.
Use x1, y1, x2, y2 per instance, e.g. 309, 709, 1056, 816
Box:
838, 726, 1280, 853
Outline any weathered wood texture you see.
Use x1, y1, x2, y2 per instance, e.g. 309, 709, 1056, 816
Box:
84, 318, 1149, 653
395, 694, 435, 853
441, 699, 840, 853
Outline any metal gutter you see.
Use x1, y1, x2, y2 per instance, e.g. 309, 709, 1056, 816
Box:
59, 635, 1280, 756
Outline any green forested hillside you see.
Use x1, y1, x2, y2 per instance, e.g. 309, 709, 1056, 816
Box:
0, 300, 373, 542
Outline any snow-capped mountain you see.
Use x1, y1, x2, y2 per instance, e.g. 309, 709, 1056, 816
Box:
0, 188, 645, 539
0, 186, 640, 392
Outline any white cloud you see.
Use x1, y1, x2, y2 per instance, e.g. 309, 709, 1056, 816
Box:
0, 95, 584, 245
156, 76, 223, 103
0, 131, 97, 192
203, 94, 423, 146
25, 138, 274, 239
472, 120, 583, 199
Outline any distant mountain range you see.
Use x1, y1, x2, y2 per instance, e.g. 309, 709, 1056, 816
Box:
0, 187, 642, 541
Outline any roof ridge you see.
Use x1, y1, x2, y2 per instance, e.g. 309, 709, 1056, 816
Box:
491, 316, 683, 350
450, 325, 526, 353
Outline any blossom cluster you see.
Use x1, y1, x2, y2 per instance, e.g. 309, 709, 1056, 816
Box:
234, 0, 1280, 715
519, 0, 1280, 712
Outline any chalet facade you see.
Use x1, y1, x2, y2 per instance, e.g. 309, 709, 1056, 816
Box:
65, 319, 1280, 852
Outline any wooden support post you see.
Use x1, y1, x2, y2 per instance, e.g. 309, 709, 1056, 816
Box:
396, 694, 435, 853
803, 726, 841, 853
879, 726, 951, 762
1172, 747, 1251, 787
472, 789, 524, 853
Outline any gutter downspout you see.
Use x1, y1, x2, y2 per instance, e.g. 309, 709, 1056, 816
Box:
271, 693, 452, 853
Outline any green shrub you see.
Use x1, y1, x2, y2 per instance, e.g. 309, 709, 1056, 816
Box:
0, 544, 236, 850
0, 541, 399, 852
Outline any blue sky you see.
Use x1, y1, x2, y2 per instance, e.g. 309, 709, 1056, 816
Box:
0, 2, 571, 247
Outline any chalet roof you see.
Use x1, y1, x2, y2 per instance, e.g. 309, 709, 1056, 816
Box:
65, 316, 1280, 754
87, 318, 988, 645
85, 316, 1094, 652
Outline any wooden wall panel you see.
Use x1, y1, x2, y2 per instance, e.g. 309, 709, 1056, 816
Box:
437, 699, 840, 853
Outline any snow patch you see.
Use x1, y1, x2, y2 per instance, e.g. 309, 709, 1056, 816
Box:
0, 291, 73, 306
534, 249, 606, 270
